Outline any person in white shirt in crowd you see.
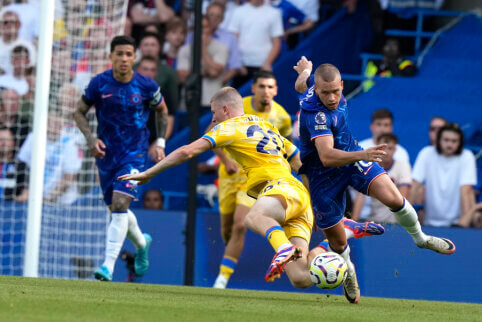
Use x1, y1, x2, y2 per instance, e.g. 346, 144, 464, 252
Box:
0, 9, 36, 76
352, 133, 412, 223
16, 113, 83, 205
356, 108, 410, 221
288, 0, 319, 24
228, 0, 283, 88
0, 45, 34, 96
411, 123, 477, 227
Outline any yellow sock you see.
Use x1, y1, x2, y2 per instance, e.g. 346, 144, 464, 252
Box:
219, 256, 237, 279
265, 226, 290, 251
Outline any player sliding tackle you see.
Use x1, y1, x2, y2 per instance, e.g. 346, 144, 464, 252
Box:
121, 87, 351, 288
293, 56, 456, 303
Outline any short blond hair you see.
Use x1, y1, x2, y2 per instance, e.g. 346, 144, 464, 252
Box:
210, 87, 243, 111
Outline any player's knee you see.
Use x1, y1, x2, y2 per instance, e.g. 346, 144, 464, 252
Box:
221, 226, 232, 244
244, 211, 256, 230
329, 238, 347, 253
232, 220, 247, 238
383, 191, 404, 210
111, 198, 130, 212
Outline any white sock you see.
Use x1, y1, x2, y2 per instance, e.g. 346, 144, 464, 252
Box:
277, 243, 292, 253
103, 211, 128, 273
391, 199, 427, 245
329, 244, 355, 274
126, 209, 146, 249
344, 228, 354, 240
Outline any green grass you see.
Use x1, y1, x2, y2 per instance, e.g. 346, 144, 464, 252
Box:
0, 276, 480, 322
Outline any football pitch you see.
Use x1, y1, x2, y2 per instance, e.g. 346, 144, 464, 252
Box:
0, 276, 480, 322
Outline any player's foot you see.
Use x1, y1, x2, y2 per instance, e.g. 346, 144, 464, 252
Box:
213, 275, 228, 289
417, 236, 456, 255
94, 265, 112, 281
344, 218, 385, 238
343, 266, 360, 304
135, 233, 152, 276
265, 245, 302, 282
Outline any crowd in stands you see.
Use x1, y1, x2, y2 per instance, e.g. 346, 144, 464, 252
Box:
0, 0, 479, 229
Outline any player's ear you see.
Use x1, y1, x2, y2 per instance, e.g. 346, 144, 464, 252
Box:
340, 80, 344, 90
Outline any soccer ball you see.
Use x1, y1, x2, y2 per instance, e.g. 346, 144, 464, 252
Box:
310, 252, 348, 290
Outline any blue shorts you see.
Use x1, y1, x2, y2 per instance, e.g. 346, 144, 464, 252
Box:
97, 158, 146, 206
307, 161, 386, 229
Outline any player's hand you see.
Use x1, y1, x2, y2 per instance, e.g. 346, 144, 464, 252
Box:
89, 138, 106, 159
224, 158, 239, 175
364, 144, 387, 162
293, 56, 312, 75
149, 144, 165, 162
118, 172, 152, 185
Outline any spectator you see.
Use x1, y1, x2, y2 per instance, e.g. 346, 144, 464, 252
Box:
135, 56, 176, 157
163, 17, 187, 69
0, 9, 21, 75
359, 108, 410, 162
411, 123, 477, 227
427, 116, 447, 146
186, 1, 243, 85
2, 1, 40, 43
364, 38, 417, 92
128, 0, 174, 28
0, 127, 26, 201
0, 44, 34, 96
135, 32, 179, 132
352, 133, 412, 223
177, 16, 228, 112
410, 116, 447, 206
17, 113, 83, 205
58, 83, 86, 148
217, 0, 241, 31
0, 89, 29, 150
271, 0, 314, 50
288, 0, 319, 25
143, 189, 164, 210
243, 70, 292, 140
228, 0, 283, 88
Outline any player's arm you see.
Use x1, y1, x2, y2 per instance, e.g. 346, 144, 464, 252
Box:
459, 185, 476, 227
118, 138, 212, 185
44, 173, 77, 203
73, 98, 106, 158
151, 98, 169, 162
293, 56, 312, 93
314, 135, 386, 167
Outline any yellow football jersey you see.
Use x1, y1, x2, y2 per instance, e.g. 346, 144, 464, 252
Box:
242, 96, 293, 138
203, 114, 299, 197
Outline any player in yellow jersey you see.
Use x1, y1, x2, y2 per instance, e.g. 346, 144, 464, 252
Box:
212, 70, 293, 288
119, 87, 324, 286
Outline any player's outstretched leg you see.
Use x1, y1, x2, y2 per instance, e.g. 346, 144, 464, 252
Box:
370, 174, 456, 255
343, 218, 385, 239
245, 196, 301, 282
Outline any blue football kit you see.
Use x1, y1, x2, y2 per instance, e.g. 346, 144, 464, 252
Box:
82, 69, 163, 205
298, 76, 385, 229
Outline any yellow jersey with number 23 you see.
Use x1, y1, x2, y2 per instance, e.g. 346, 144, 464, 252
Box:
202, 114, 299, 197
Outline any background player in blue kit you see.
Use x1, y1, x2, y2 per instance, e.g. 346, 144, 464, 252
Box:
73, 36, 169, 281
293, 57, 456, 304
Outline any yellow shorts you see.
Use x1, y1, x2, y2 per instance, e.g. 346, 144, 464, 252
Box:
258, 177, 313, 243
218, 174, 255, 215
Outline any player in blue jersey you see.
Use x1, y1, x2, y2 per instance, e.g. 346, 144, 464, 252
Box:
293, 57, 456, 304
73, 36, 169, 281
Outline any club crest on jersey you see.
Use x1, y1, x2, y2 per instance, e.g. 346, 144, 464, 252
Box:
315, 112, 326, 124
130, 93, 142, 105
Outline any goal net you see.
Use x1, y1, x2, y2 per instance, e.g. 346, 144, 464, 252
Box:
0, 0, 128, 279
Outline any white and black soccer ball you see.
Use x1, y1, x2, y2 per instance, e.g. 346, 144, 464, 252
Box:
310, 252, 348, 290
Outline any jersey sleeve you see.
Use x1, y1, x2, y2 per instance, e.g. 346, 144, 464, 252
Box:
147, 79, 163, 107
283, 137, 299, 162
305, 111, 332, 141
202, 122, 234, 148
82, 74, 100, 106
306, 74, 315, 88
